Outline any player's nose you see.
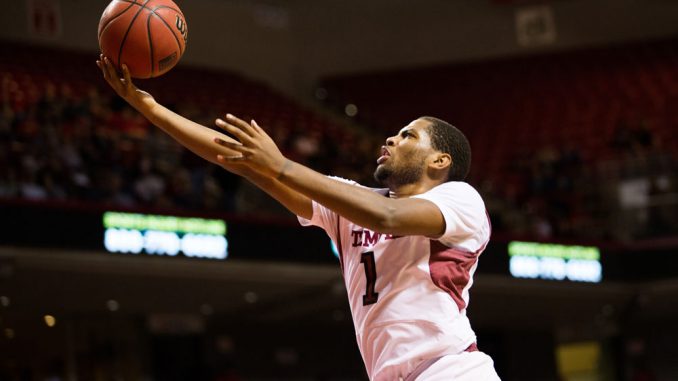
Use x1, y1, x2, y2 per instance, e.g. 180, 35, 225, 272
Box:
386, 136, 396, 146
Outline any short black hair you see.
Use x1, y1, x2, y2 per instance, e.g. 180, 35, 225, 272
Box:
421, 116, 471, 181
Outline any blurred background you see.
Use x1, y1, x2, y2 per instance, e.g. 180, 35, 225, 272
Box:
1, 0, 678, 380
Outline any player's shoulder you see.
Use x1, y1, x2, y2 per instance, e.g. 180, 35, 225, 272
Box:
425, 182, 490, 248
424, 181, 485, 205
431, 181, 479, 193
417, 182, 488, 227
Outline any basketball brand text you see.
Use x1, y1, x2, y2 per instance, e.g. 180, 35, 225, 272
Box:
175, 15, 188, 44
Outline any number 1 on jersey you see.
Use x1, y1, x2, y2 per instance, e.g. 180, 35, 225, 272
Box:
360, 251, 379, 305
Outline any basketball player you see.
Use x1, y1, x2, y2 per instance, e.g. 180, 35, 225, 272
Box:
97, 56, 501, 381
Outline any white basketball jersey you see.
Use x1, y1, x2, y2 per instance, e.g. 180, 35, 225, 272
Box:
298, 179, 491, 381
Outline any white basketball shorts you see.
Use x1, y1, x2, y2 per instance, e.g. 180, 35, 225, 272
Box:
414, 351, 501, 381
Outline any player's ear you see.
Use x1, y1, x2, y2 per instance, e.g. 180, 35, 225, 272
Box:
429, 153, 452, 171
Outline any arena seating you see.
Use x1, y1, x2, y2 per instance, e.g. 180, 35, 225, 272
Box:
0, 41, 369, 215
321, 39, 678, 183
0, 41, 342, 140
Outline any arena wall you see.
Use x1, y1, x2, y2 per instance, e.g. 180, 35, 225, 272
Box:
1, 0, 677, 97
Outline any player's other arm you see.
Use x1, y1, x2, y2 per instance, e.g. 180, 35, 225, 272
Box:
215, 116, 446, 237
273, 160, 445, 237
96, 56, 312, 219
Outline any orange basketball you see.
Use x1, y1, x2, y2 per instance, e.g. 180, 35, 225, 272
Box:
98, 0, 188, 79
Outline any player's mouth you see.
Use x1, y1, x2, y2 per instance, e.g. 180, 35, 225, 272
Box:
377, 146, 391, 164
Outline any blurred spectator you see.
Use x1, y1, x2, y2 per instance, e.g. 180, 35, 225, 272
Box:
133, 158, 166, 204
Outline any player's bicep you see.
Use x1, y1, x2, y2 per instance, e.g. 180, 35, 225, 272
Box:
383, 198, 447, 237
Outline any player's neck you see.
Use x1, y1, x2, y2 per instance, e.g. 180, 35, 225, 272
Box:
388, 179, 439, 198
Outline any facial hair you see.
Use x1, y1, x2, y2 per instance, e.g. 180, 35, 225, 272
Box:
373, 156, 424, 188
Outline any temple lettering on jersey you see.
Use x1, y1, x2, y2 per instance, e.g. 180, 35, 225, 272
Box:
351, 229, 400, 248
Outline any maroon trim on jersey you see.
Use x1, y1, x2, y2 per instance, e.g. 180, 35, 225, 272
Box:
429, 212, 491, 311
428, 240, 480, 312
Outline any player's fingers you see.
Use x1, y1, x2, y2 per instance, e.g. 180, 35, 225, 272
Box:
121, 64, 133, 89
99, 55, 110, 81
102, 55, 111, 75
225, 114, 256, 137
251, 119, 265, 135
104, 57, 119, 84
106, 57, 123, 84
215, 119, 255, 145
217, 154, 246, 163
213, 137, 251, 153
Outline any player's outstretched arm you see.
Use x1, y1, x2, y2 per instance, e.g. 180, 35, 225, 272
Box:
97, 55, 239, 166
215, 115, 446, 237
96, 56, 313, 219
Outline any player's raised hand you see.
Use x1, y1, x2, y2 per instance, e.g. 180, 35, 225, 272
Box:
96, 54, 155, 111
213, 114, 288, 179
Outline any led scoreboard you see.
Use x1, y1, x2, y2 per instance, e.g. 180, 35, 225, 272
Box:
508, 241, 602, 283
103, 211, 228, 260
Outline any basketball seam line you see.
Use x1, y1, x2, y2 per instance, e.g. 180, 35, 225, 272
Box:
98, 0, 137, 42
116, 0, 184, 18
117, 0, 152, 75
117, 0, 185, 58
155, 5, 186, 53
151, 9, 183, 57
147, 14, 154, 77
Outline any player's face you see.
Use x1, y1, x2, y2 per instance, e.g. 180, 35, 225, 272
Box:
374, 118, 435, 187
